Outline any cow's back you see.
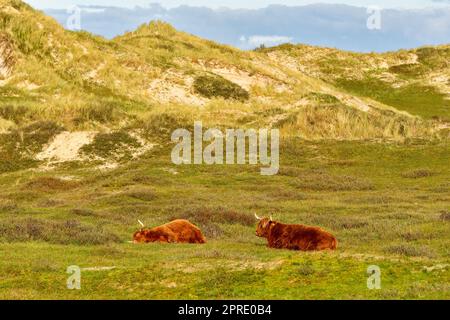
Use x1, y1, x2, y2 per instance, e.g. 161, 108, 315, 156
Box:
165, 219, 206, 244
268, 223, 336, 251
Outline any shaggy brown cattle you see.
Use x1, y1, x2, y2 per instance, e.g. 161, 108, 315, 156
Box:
133, 219, 206, 244
255, 214, 337, 251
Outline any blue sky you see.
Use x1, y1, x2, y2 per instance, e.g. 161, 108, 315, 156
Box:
23, 1, 450, 52
24, 0, 450, 9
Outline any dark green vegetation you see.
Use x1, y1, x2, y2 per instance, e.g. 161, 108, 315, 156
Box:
0, 140, 448, 299
80, 131, 141, 161
0, 121, 62, 173
193, 74, 249, 101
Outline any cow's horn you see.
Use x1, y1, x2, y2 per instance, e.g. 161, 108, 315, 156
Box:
138, 220, 145, 227
270, 215, 273, 221
254, 213, 262, 220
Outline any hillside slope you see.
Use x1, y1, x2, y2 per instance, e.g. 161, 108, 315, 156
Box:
0, 0, 447, 173
262, 44, 450, 121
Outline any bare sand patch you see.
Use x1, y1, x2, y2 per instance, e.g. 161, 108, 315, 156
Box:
16, 80, 40, 90
0, 5, 20, 15
37, 131, 96, 162
195, 59, 285, 92
210, 66, 269, 91
148, 70, 206, 106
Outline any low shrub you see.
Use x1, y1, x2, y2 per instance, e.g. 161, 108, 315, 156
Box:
25, 177, 80, 192
384, 244, 436, 258
74, 104, 117, 124
123, 188, 157, 202
0, 218, 120, 245
401, 169, 434, 179
139, 113, 190, 140
440, 211, 450, 221
0, 105, 28, 123
193, 74, 249, 101
80, 130, 141, 161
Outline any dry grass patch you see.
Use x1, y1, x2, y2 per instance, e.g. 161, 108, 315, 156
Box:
0, 105, 28, 123
25, 176, 80, 192
70, 208, 96, 217
0, 32, 16, 78
440, 211, 450, 221
289, 171, 374, 191
122, 187, 157, 202
0, 200, 18, 212
278, 104, 434, 140
384, 244, 437, 258
0, 218, 120, 245
401, 169, 434, 179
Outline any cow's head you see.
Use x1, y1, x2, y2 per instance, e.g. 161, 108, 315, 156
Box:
255, 214, 274, 238
133, 220, 152, 243
133, 229, 161, 243
133, 229, 147, 243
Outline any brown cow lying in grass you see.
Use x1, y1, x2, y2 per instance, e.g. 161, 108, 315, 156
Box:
255, 214, 337, 251
133, 219, 206, 244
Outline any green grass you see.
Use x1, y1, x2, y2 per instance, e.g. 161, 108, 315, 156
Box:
0, 0, 448, 300
0, 242, 448, 299
336, 78, 450, 120
0, 139, 448, 299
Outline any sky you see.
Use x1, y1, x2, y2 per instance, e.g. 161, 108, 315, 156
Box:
22, 1, 450, 52
24, 0, 450, 10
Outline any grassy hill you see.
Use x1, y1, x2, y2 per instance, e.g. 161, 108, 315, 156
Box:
261, 43, 450, 121
0, 0, 444, 133
0, 0, 446, 173
0, 0, 449, 300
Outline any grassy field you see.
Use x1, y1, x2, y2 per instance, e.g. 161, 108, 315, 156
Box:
0, 139, 448, 299
0, 0, 449, 300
